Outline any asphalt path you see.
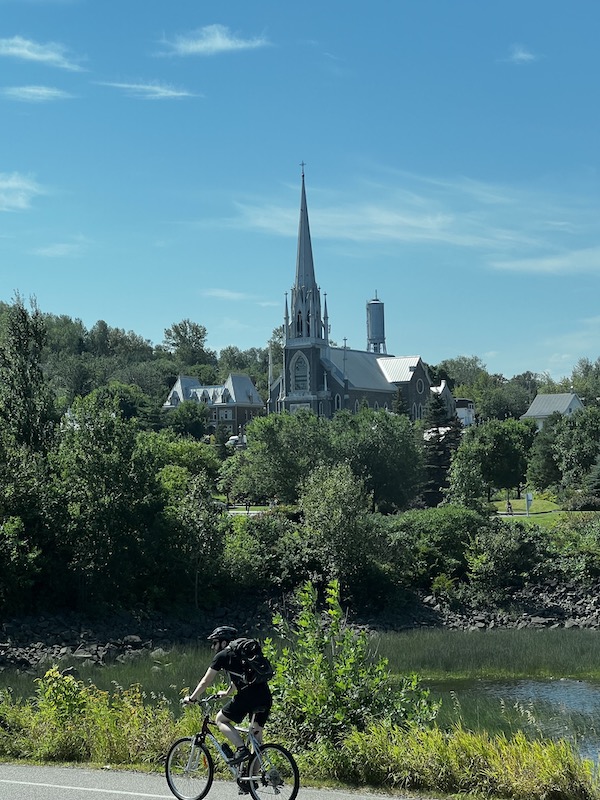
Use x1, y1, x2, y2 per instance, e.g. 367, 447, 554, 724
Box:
0, 763, 432, 800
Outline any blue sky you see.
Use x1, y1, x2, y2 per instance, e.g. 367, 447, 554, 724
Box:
1, 0, 599, 380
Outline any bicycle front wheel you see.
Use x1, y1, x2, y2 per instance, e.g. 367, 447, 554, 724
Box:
247, 743, 299, 800
166, 737, 214, 800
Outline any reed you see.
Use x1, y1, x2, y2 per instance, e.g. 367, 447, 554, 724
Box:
376, 627, 600, 679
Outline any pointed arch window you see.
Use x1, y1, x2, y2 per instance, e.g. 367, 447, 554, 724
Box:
291, 352, 309, 392
296, 312, 303, 337
335, 394, 342, 411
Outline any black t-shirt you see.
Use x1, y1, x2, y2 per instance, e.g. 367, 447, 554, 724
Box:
210, 647, 251, 690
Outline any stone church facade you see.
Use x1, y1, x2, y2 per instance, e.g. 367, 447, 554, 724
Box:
268, 171, 451, 422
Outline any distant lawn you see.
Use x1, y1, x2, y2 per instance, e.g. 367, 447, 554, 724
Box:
492, 495, 560, 515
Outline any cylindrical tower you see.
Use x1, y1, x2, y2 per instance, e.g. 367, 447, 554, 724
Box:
366, 294, 386, 353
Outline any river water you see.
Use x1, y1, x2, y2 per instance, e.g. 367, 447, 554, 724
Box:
430, 678, 600, 762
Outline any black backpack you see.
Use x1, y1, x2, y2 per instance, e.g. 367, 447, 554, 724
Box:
228, 637, 274, 684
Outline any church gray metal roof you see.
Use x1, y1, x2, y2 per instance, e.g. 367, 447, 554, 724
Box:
322, 349, 425, 392
324, 348, 392, 391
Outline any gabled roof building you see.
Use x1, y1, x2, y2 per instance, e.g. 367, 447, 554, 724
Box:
163, 373, 265, 435
520, 392, 584, 429
268, 170, 447, 421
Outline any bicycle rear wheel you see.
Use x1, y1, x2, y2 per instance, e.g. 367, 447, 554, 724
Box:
166, 736, 214, 800
247, 743, 299, 800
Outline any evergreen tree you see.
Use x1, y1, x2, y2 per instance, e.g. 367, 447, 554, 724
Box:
421, 392, 461, 507
0, 295, 57, 451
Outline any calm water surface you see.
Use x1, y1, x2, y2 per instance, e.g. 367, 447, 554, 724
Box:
430, 678, 600, 762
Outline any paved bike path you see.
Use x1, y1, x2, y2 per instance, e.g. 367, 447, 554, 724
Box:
0, 763, 437, 800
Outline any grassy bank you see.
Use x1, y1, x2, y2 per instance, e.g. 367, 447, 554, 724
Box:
2, 627, 600, 800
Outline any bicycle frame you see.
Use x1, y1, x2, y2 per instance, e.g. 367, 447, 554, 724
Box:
190, 702, 262, 781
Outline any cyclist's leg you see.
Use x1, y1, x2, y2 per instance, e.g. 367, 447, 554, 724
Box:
250, 699, 271, 745
216, 708, 245, 748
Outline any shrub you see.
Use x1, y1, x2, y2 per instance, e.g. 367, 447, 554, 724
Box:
386, 506, 487, 590
465, 520, 552, 601
263, 580, 438, 750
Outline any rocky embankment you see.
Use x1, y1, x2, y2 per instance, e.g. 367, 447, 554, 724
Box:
0, 601, 274, 673
2, 582, 600, 673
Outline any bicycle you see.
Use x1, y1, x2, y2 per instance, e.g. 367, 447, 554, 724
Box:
166, 696, 300, 800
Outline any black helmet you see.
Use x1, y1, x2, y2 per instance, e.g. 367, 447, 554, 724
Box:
207, 625, 237, 642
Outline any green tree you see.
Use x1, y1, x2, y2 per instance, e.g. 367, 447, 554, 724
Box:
330, 408, 423, 511
435, 355, 487, 389
569, 357, 600, 407
421, 392, 462, 507
49, 392, 161, 606
386, 506, 485, 590
553, 406, 600, 489
446, 432, 487, 510
299, 462, 374, 596
0, 295, 57, 451
163, 471, 226, 607
263, 580, 437, 749
527, 412, 562, 491
234, 411, 331, 503
458, 418, 535, 501
163, 400, 211, 439
163, 319, 217, 366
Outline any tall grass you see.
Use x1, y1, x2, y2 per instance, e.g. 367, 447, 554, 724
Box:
377, 628, 600, 679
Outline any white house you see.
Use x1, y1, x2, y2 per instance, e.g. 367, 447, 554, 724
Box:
520, 392, 584, 430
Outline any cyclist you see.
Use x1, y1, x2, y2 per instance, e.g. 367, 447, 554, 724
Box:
184, 625, 273, 766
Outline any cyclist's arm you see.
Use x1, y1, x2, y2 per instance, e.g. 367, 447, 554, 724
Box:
187, 667, 219, 702
218, 680, 235, 698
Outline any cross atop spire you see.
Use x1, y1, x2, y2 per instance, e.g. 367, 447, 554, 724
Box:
300, 160, 306, 177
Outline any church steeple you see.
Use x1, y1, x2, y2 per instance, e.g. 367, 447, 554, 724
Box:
288, 167, 324, 342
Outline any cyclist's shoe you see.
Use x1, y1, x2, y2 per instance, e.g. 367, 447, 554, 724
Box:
229, 745, 250, 765
238, 786, 251, 795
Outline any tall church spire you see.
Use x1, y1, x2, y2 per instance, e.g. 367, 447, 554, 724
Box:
295, 166, 317, 293
288, 166, 324, 342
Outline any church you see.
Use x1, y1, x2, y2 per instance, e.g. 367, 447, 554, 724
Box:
268, 171, 454, 422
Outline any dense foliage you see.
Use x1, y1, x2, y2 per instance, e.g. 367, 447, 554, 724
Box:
3, 296, 600, 617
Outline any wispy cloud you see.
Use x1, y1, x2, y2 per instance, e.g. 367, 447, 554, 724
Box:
161, 24, 269, 57
30, 237, 88, 258
0, 35, 82, 70
203, 288, 249, 301
0, 172, 44, 211
202, 288, 278, 308
2, 85, 73, 102
506, 43, 538, 65
213, 171, 599, 279
97, 80, 196, 100
546, 315, 600, 374
491, 246, 600, 275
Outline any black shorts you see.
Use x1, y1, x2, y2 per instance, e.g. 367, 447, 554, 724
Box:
221, 684, 272, 727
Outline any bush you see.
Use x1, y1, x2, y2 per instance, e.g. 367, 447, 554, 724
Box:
263, 580, 438, 750
386, 506, 487, 590
466, 520, 552, 601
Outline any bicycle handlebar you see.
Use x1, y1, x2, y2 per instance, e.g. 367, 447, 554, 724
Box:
181, 694, 221, 707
